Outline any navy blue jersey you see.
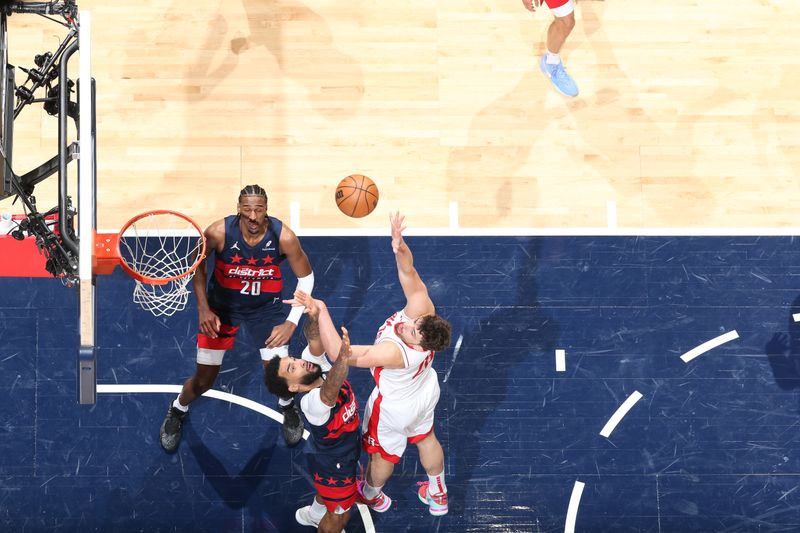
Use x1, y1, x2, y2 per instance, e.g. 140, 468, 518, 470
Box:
207, 215, 287, 314
303, 379, 361, 457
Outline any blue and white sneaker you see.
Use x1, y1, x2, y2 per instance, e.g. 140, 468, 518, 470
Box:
539, 55, 579, 97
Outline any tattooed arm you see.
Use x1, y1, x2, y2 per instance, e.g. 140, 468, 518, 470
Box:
302, 301, 325, 357
319, 326, 352, 407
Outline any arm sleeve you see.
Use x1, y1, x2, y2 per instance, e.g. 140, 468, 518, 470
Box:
300, 387, 332, 426
286, 272, 315, 325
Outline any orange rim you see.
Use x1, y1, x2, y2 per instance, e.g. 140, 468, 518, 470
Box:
94, 209, 206, 285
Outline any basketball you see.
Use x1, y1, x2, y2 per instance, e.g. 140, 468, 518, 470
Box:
335, 174, 379, 218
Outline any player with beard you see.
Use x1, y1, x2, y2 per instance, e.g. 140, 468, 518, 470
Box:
265, 301, 360, 533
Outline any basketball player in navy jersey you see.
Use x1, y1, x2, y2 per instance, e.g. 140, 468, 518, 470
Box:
160, 185, 324, 452
265, 300, 360, 532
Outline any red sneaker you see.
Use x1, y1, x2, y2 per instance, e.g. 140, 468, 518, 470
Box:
417, 481, 448, 516
357, 479, 392, 512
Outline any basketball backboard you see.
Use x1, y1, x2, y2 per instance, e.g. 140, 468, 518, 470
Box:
77, 10, 96, 405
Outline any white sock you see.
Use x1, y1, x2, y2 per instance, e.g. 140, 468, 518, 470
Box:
309, 498, 327, 521
428, 469, 447, 495
172, 397, 189, 413
546, 50, 561, 65
362, 481, 383, 500
278, 396, 293, 408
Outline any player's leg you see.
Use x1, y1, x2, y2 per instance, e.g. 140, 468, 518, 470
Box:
539, 0, 579, 97
415, 432, 448, 516
410, 380, 448, 515
318, 507, 350, 533
358, 389, 405, 512
177, 363, 222, 406
546, 8, 575, 55
296, 495, 350, 533
159, 313, 238, 453
365, 453, 396, 491
251, 309, 304, 445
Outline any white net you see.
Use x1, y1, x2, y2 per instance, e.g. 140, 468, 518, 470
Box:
118, 211, 205, 317
132, 279, 191, 317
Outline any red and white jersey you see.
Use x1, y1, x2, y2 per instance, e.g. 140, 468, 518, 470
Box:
372, 310, 437, 401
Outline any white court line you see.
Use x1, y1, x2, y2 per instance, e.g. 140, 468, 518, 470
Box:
356, 503, 376, 533
98, 384, 377, 530
680, 330, 740, 363
96, 384, 310, 440
794, 313, 800, 322
96, 227, 800, 238
564, 480, 585, 533
606, 201, 617, 229
599, 390, 643, 438
555, 349, 566, 372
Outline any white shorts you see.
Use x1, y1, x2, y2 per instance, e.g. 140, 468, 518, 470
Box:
196, 344, 287, 366
361, 378, 440, 463
545, 0, 574, 18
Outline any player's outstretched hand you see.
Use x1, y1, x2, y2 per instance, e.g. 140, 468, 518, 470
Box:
282, 290, 323, 318
339, 326, 352, 360
521, 0, 544, 12
390, 211, 407, 254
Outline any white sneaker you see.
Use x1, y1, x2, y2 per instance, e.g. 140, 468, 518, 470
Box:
295, 505, 320, 528
295, 504, 345, 532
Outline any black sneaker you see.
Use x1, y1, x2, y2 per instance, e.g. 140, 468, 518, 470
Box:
160, 405, 187, 453
281, 401, 304, 446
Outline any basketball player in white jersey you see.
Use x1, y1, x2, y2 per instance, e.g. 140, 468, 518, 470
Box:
286, 212, 453, 516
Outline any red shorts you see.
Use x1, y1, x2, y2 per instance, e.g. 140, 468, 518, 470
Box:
308, 453, 359, 512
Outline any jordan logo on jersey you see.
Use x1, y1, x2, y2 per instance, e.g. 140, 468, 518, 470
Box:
231, 241, 240, 251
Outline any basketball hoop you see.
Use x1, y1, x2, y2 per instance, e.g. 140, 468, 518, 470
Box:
94, 210, 206, 317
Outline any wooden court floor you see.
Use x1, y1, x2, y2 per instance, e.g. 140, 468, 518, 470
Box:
3, 0, 799, 230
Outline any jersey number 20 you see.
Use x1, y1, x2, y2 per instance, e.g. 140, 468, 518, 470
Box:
240, 281, 262, 295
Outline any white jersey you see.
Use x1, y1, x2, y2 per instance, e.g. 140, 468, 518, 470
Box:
372, 310, 438, 400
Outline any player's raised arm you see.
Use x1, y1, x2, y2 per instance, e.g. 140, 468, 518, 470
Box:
319, 326, 353, 407
266, 224, 314, 348
284, 291, 405, 369
390, 212, 434, 320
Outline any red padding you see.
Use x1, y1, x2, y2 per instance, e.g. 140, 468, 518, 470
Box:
0, 236, 50, 277
0, 215, 56, 278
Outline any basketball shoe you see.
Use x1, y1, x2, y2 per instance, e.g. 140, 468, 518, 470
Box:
295, 505, 345, 532
356, 480, 392, 512
281, 401, 304, 446
539, 55, 579, 97
159, 405, 187, 453
295, 506, 320, 528
417, 481, 448, 516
